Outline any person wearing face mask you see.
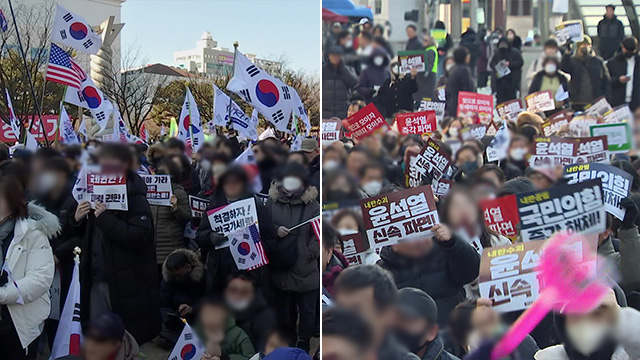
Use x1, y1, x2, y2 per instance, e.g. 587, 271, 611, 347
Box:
323, 44, 358, 119
453, 145, 483, 182
321, 146, 344, 174
503, 135, 529, 176
374, 57, 419, 118
412, 35, 439, 102
265, 162, 319, 352
393, 288, 460, 360
197, 165, 275, 295
505, 29, 522, 51
561, 35, 610, 111
358, 162, 386, 198
224, 273, 277, 352
490, 37, 524, 103
150, 158, 191, 267
535, 288, 640, 360
445, 47, 476, 117
526, 39, 563, 88
357, 47, 391, 102
158, 249, 204, 344
529, 57, 570, 110
607, 36, 640, 110
436, 56, 455, 89
321, 222, 349, 296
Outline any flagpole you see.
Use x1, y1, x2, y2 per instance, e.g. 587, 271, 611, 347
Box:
56, 87, 68, 141
226, 41, 238, 135
6, 0, 50, 146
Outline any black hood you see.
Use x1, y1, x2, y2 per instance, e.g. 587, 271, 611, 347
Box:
366, 47, 390, 67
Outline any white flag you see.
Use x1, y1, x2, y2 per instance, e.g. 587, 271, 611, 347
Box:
51, 5, 102, 54
50, 257, 82, 360
227, 51, 293, 132
64, 76, 113, 129
78, 118, 87, 139
234, 147, 262, 194
72, 165, 87, 203
59, 107, 79, 145
24, 132, 38, 151
290, 135, 303, 152
213, 85, 258, 140
4, 90, 21, 140
258, 127, 276, 141
168, 321, 205, 360
179, 87, 204, 152
290, 88, 310, 136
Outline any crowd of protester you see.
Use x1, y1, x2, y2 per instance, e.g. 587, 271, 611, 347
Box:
0, 132, 320, 360
322, 9, 640, 360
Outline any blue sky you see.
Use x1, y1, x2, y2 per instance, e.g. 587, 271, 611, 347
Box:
120, 0, 320, 74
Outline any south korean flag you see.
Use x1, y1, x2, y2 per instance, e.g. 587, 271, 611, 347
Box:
64, 75, 113, 130
227, 51, 293, 133
51, 5, 102, 54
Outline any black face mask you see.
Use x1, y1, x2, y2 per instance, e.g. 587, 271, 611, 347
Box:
394, 329, 429, 354
461, 161, 479, 175
499, 46, 508, 52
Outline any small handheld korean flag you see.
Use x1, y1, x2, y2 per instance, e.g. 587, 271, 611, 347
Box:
227, 51, 293, 132
168, 320, 205, 360
51, 5, 102, 54
64, 76, 113, 129
229, 224, 268, 270
49, 255, 82, 359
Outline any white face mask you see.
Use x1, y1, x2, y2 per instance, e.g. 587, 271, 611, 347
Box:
566, 319, 612, 355
362, 180, 382, 196
226, 298, 251, 312
282, 176, 303, 191
212, 164, 227, 176
446, 63, 454, 72
338, 228, 358, 236
200, 160, 211, 172
544, 63, 557, 74
346, 40, 353, 48
324, 159, 340, 171
449, 127, 459, 137
509, 147, 527, 161
373, 56, 384, 66
38, 172, 58, 194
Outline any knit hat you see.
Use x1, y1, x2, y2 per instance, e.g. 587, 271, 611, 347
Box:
576, 34, 592, 48
264, 347, 312, 360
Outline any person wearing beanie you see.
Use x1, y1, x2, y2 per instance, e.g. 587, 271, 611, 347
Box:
560, 34, 610, 111
526, 166, 557, 190
265, 162, 319, 352
392, 288, 460, 360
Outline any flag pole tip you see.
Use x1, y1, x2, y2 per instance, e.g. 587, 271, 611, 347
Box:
233, 41, 239, 48
73, 247, 81, 256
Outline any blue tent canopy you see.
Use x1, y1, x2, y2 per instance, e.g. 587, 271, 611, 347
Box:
322, 0, 373, 20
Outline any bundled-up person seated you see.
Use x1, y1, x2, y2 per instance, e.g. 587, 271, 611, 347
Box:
196, 296, 255, 360
248, 326, 297, 360
159, 249, 205, 344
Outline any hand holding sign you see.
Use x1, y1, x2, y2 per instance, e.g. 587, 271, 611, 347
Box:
490, 232, 614, 360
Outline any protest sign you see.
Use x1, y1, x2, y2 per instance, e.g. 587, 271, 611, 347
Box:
457, 91, 494, 123
419, 99, 445, 122
436, 86, 446, 101
496, 99, 524, 121
404, 148, 421, 188
567, 115, 601, 137
207, 198, 258, 237
397, 50, 426, 74
361, 185, 439, 247
431, 178, 454, 197
395, 111, 437, 135
495, 60, 511, 78
564, 163, 632, 220
555, 20, 584, 46
408, 137, 452, 183
525, 91, 555, 113
480, 195, 520, 242
0, 115, 62, 143
486, 120, 510, 162
341, 232, 373, 266
321, 119, 342, 146
141, 175, 172, 206
604, 105, 633, 124
590, 122, 632, 153
460, 124, 488, 141
585, 96, 613, 117
189, 195, 209, 218
478, 234, 597, 312
516, 179, 606, 241
529, 136, 609, 166
542, 114, 571, 136
86, 167, 128, 211
342, 103, 387, 140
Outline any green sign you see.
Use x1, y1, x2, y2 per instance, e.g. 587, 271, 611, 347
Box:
589, 122, 632, 153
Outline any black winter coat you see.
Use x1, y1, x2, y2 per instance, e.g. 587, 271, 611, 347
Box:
607, 52, 640, 110
597, 16, 625, 60
560, 53, 610, 107
406, 36, 423, 51
377, 236, 480, 327
490, 48, 524, 103
322, 61, 358, 119
374, 76, 419, 118
459, 29, 482, 72
77, 172, 161, 345
159, 248, 205, 319
445, 65, 476, 116
419, 335, 460, 360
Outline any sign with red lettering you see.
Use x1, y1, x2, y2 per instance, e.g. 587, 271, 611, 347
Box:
86, 167, 128, 211
395, 111, 436, 135
496, 99, 524, 121
525, 91, 555, 112
0, 115, 62, 143
361, 185, 439, 247
343, 103, 387, 140
457, 92, 494, 124
321, 119, 342, 146
480, 195, 520, 242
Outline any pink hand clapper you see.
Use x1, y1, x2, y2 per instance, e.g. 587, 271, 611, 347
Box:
491, 232, 613, 360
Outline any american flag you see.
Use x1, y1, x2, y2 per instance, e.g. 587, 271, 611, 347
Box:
46, 44, 86, 89
311, 216, 320, 243
0, 9, 8, 32
247, 224, 268, 270
229, 224, 268, 271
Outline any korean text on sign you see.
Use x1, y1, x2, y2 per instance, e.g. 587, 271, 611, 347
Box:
86, 168, 128, 211
480, 194, 520, 242
207, 197, 258, 237
189, 195, 209, 218
141, 175, 172, 206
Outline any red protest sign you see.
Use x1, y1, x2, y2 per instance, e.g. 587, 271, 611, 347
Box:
0, 115, 63, 143
395, 111, 437, 135
480, 194, 520, 242
457, 92, 494, 124
342, 103, 387, 141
